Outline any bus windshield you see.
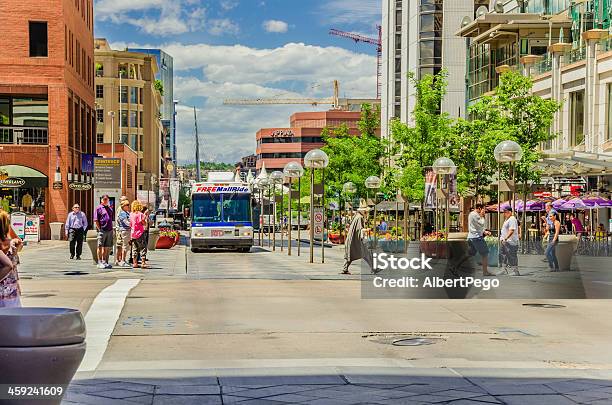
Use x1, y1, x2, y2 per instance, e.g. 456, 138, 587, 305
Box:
193, 193, 251, 223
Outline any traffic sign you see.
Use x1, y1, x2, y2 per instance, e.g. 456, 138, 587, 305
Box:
313, 207, 324, 239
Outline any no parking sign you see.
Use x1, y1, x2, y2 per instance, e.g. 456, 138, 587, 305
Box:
313, 208, 324, 239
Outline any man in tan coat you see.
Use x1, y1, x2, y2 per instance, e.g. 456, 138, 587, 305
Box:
342, 199, 372, 275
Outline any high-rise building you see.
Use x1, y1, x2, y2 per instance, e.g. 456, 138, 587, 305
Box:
457, 0, 611, 195
381, 0, 482, 139
128, 48, 175, 167
0, 0, 96, 238
94, 39, 165, 192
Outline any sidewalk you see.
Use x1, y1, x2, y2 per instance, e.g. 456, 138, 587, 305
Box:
64, 366, 612, 404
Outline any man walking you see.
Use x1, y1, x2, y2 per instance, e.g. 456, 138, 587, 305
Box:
65, 204, 88, 260
94, 195, 114, 269
499, 207, 520, 276
342, 199, 371, 275
115, 200, 131, 267
467, 204, 494, 276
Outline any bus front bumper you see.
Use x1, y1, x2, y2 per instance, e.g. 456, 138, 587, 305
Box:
191, 238, 253, 248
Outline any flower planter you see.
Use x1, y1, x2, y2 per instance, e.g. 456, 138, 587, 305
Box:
328, 233, 345, 245
380, 239, 406, 253
156, 235, 177, 249
419, 241, 449, 258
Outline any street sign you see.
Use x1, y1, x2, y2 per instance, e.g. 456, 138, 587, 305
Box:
534, 191, 552, 198
313, 207, 324, 240
94, 158, 122, 189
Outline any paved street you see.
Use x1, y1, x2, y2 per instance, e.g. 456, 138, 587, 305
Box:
12, 237, 612, 404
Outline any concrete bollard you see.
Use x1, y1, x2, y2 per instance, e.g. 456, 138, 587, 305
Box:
0, 307, 86, 405
556, 234, 578, 271
85, 230, 98, 264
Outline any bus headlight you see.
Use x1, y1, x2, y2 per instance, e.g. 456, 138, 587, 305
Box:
242, 231, 252, 237
194, 232, 204, 237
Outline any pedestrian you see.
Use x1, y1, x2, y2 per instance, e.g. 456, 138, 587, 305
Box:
130, 200, 149, 270
94, 194, 114, 269
498, 207, 520, 276
115, 200, 131, 267
544, 210, 561, 272
342, 199, 371, 275
570, 213, 584, 237
468, 204, 494, 276
64, 203, 88, 260
140, 205, 151, 267
1, 209, 23, 308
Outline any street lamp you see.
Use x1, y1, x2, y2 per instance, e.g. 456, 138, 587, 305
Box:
433, 157, 456, 238
284, 161, 304, 256
494, 140, 523, 242
304, 149, 329, 264
258, 177, 270, 248
270, 171, 284, 252
108, 111, 116, 157
365, 175, 381, 248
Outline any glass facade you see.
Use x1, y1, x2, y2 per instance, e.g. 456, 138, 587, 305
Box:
570, 90, 585, 147
418, 0, 442, 79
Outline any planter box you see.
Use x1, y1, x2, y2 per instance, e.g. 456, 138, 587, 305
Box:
379, 239, 406, 253
419, 241, 449, 258
329, 233, 345, 245
156, 235, 177, 249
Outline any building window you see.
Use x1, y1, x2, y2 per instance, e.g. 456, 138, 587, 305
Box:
96, 85, 103, 98
130, 134, 138, 150
120, 110, 128, 127
120, 86, 128, 103
96, 109, 103, 123
570, 90, 585, 147
130, 87, 138, 104
129, 111, 137, 127
126, 164, 133, 189
29, 22, 48, 57
120, 133, 128, 144
96, 133, 104, 143
139, 135, 144, 151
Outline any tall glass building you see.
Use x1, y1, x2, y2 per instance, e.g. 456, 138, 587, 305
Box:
128, 48, 175, 166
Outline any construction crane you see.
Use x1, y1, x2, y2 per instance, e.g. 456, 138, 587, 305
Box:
329, 26, 382, 99
223, 80, 340, 108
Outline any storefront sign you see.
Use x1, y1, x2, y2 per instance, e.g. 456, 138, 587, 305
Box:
69, 182, 92, 191
534, 191, 553, 198
24, 215, 40, 242
52, 182, 63, 190
271, 130, 295, 138
10, 212, 26, 240
0, 177, 26, 188
94, 158, 122, 189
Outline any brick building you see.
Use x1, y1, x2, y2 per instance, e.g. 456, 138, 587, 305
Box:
255, 110, 363, 171
0, 0, 96, 239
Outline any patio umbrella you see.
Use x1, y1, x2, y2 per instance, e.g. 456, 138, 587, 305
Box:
559, 197, 589, 210
515, 200, 546, 212
552, 197, 570, 210
582, 196, 612, 208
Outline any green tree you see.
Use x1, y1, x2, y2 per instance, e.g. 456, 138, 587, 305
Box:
321, 104, 385, 199
154, 79, 164, 96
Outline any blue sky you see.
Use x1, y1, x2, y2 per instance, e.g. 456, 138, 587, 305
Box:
94, 0, 380, 163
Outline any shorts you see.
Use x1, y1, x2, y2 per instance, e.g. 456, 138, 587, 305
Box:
97, 230, 114, 248
116, 229, 131, 250
468, 236, 489, 256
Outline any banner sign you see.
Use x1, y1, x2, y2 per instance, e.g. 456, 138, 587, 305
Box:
424, 168, 437, 209
10, 212, 26, 239
169, 179, 180, 210
24, 214, 40, 242
94, 158, 122, 189
82, 154, 96, 173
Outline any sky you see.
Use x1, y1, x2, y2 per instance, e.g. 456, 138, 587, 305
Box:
93, 0, 381, 164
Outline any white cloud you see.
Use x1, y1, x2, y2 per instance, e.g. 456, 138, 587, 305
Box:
323, 0, 381, 25
220, 0, 238, 11
115, 41, 377, 163
208, 18, 240, 36
262, 20, 289, 33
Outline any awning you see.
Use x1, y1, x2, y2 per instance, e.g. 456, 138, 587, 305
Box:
0, 165, 48, 188
538, 151, 612, 176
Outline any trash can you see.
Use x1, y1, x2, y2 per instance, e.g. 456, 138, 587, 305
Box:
148, 227, 160, 251
0, 307, 86, 405
556, 234, 578, 271
49, 222, 63, 241
86, 230, 98, 264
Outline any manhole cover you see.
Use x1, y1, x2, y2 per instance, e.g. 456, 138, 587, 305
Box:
392, 337, 439, 346
22, 293, 56, 298
523, 303, 566, 309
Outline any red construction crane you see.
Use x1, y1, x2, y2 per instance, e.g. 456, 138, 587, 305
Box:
329, 26, 382, 99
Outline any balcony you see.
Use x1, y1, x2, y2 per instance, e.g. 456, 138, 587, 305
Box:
564, 46, 587, 65
0, 126, 48, 145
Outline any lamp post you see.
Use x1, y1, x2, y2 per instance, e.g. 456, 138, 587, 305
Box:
258, 177, 270, 248
432, 157, 456, 238
284, 161, 304, 256
108, 111, 116, 157
365, 175, 382, 248
494, 140, 523, 248
304, 149, 329, 264
270, 171, 284, 252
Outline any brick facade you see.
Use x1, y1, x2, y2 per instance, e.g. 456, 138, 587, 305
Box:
0, 0, 95, 238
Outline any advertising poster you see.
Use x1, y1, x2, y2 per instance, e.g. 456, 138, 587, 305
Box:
10, 212, 26, 240
24, 214, 40, 242
169, 179, 180, 211
424, 168, 437, 209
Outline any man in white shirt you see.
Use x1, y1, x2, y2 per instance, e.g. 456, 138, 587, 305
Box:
467, 203, 494, 276
499, 207, 520, 276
